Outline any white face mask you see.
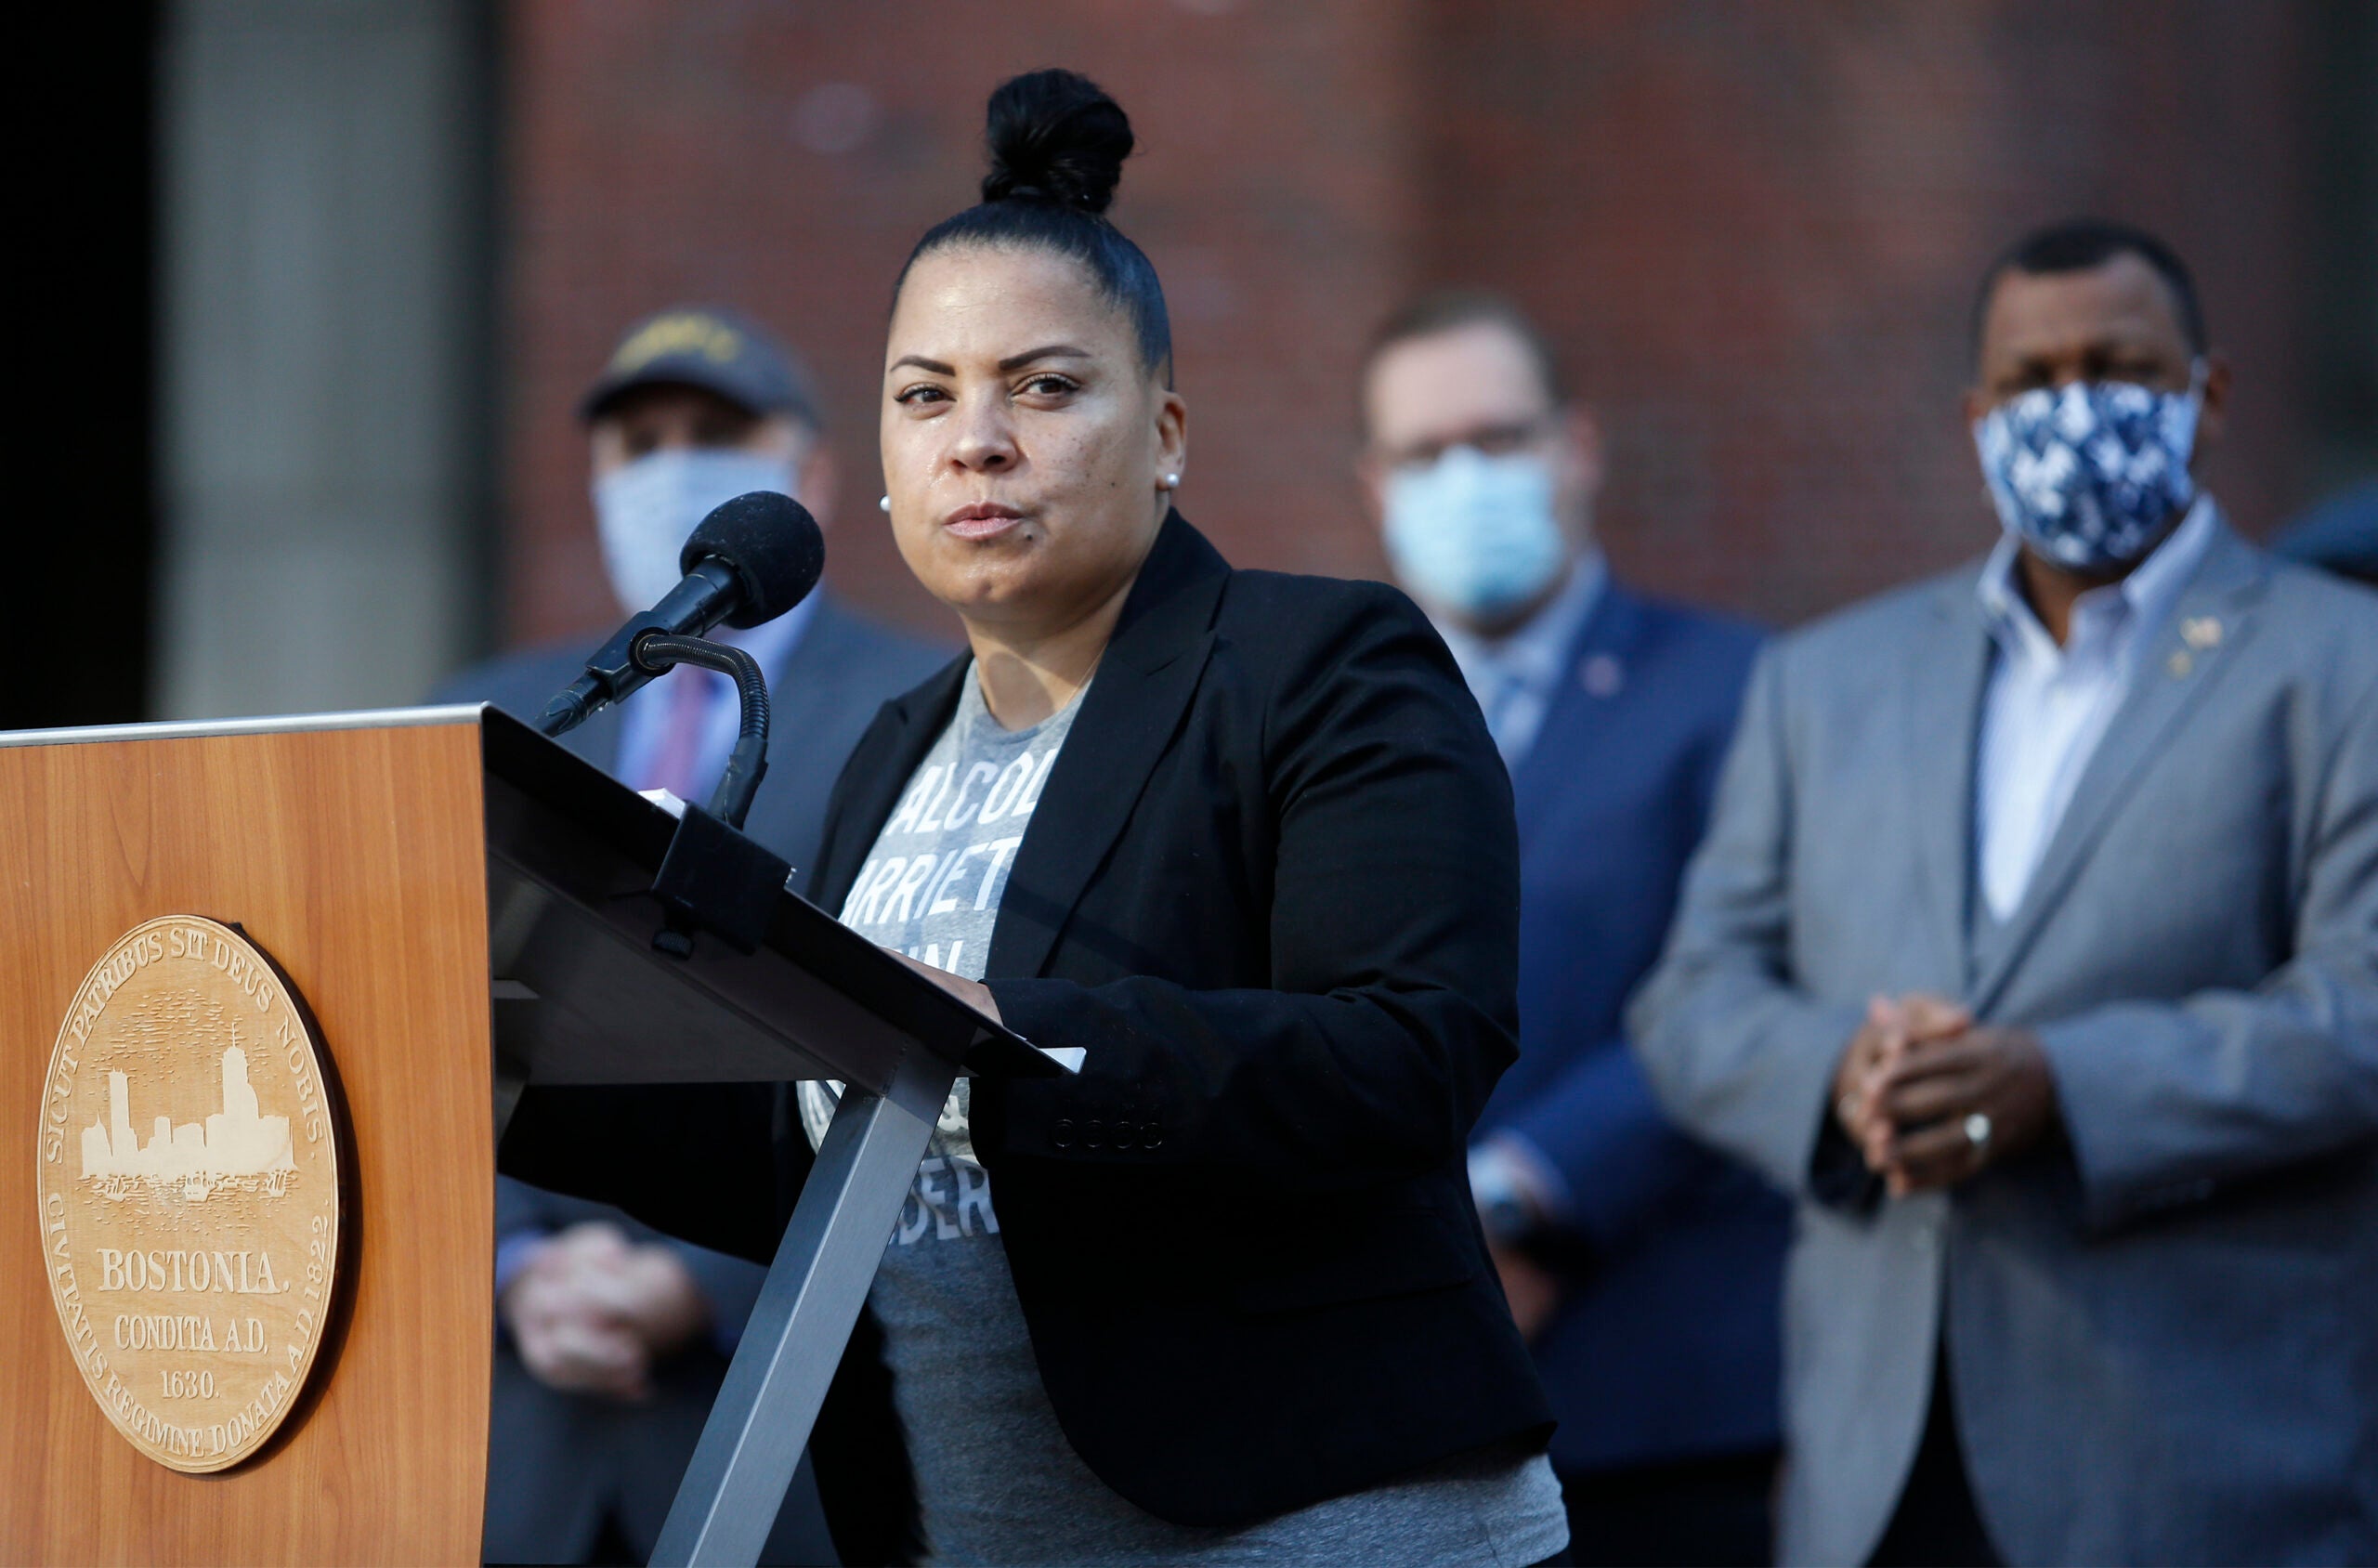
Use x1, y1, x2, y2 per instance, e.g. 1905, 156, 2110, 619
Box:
592, 448, 799, 612
1382, 446, 1568, 623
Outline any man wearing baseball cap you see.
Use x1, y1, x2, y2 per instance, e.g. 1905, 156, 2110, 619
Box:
438, 307, 946, 1566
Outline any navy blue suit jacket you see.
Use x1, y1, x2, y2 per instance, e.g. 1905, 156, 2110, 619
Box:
1475, 580, 1788, 1474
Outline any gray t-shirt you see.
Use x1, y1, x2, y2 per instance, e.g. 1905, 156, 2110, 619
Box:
804, 665, 1568, 1567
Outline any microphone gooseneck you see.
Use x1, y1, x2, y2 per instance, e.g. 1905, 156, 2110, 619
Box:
631, 628, 784, 962
632, 634, 772, 830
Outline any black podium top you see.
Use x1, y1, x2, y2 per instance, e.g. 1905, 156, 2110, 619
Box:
479, 702, 1068, 1095
0, 702, 1064, 1098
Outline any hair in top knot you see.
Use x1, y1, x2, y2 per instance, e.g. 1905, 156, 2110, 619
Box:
895, 70, 1173, 377
982, 69, 1133, 216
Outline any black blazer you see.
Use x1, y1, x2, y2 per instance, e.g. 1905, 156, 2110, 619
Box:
503, 514, 1553, 1551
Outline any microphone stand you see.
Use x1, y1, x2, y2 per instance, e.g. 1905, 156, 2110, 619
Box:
621, 632, 789, 961
632, 633, 771, 830
533, 570, 738, 741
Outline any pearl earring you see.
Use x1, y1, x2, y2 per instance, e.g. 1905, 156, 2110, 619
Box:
879, 495, 891, 513
1163, 473, 1181, 490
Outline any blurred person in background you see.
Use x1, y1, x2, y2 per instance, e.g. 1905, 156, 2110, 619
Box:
437, 307, 945, 1565
2273, 479, 2378, 587
1358, 291, 1786, 1566
1631, 219, 2378, 1565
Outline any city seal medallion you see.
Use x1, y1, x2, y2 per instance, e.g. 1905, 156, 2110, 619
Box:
35, 916, 345, 1472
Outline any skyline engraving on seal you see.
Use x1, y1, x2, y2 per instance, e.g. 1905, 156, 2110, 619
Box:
37, 915, 344, 1473
83, 1045, 299, 1199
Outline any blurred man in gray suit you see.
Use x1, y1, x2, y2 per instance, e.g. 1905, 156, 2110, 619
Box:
1631, 221, 2378, 1566
437, 307, 947, 1564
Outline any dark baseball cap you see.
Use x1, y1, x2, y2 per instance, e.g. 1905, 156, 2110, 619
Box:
579, 306, 824, 427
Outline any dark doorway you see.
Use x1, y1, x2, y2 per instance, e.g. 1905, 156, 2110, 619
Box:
17, 4, 159, 730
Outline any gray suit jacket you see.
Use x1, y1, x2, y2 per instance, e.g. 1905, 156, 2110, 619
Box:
436, 592, 948, 1563
1629, 518, 2378, 1566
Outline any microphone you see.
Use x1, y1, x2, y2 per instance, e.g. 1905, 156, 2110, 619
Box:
537, 491, 825, 738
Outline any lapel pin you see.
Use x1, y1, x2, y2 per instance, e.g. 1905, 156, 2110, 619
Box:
2167, 650, 2194, 678
1579, 654, 1625, 698
2181, 616, 2223, 650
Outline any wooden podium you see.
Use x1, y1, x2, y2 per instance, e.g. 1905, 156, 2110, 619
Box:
1, 706, 1059, 1565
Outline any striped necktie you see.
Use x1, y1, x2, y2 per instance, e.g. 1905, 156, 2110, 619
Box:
641, 670, 719, 803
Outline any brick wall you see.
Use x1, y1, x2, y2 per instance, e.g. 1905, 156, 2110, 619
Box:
502, 0, 2333, 643
1419, 1, 2321, 622
501, 0, 1428, 643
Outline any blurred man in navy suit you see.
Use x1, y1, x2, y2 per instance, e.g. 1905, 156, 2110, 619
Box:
438, 307, 946, 1564
1360, 292, 1788, 1566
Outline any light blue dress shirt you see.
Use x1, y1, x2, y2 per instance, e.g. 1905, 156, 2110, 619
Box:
1973, 496, 2222, 921
1432, 549, 1608, 767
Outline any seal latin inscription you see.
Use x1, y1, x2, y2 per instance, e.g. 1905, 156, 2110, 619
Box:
36, 916, 343, 1472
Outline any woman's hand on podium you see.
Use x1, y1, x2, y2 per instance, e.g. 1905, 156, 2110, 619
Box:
498, 1221, 712, 1401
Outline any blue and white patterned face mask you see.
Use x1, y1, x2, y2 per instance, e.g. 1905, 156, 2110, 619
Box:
1973, 362, 2204, 571
1383, 446, 1568, 622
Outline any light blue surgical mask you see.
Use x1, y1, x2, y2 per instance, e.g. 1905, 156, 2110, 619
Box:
592, 448, 798, 611
1973, 361, 2204, 571
1382, 446, 1567, 622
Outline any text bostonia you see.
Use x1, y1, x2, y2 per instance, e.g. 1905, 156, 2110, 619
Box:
96, 1247, 288, 1294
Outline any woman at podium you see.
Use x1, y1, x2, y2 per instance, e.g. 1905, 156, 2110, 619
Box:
512, 70, 1568, 1567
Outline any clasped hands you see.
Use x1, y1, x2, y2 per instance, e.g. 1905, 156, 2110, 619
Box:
1832, 994, 2059, 1197
500, 1222, 712, 1402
